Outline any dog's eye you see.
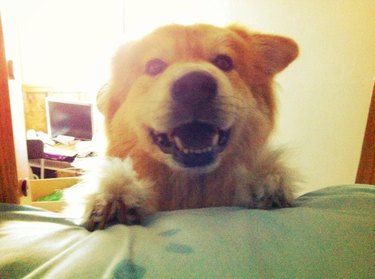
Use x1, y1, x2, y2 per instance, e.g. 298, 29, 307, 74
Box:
145, 59, 167, 76
212, 54, 234, 72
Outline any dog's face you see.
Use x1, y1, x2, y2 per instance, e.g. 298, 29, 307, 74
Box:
98, 24, 298, 173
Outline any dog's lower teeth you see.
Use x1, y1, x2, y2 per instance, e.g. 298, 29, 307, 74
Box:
180, 147, 213, 154
173, 135, 214, 154
172, 132, 219, 153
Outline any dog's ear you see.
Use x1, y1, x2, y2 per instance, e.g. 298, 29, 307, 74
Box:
96, 42, 139, 119
229, 26, 299, 76
96, 83, 109, 114
96, 82, 125, 120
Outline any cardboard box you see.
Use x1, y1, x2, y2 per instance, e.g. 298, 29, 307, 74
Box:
21, 177, 80, 212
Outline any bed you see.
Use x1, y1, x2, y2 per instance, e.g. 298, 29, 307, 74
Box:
1, 184, 374, 278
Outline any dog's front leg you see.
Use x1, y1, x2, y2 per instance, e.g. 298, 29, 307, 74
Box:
78, 157, 155, 231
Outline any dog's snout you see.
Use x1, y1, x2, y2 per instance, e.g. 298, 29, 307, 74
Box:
171, 71, 217, 104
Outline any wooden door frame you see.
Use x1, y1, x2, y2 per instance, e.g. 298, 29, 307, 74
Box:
356, 83, 375, 185
0, 14, 19, 203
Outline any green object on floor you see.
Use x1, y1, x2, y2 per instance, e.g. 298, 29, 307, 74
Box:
36, 190, 64, 201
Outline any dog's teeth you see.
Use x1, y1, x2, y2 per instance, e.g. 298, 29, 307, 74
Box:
172, 135, 216, 154
174, 136, 185, 151
212, 133, 219, 146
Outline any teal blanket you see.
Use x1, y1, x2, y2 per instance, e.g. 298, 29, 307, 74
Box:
1, 185, 374, 278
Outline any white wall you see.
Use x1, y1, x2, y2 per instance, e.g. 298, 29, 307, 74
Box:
228, 1, 375, 193
1, 0, 124, 90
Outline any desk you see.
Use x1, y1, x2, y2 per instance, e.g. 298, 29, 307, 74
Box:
29, 158, 83, 178
28, 140, 97, 178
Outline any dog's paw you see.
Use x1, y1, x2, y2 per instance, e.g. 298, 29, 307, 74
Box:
86, 193, 144, 231
77, 157, 155, 231
250, 173, 294, 209
234, 148, 299, 210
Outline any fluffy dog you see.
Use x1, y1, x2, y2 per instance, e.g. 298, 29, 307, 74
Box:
77, 24, 299, 230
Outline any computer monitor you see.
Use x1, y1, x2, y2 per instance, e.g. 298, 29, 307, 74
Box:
46, 98, 94, 141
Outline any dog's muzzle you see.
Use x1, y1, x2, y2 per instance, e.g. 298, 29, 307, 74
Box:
150, 71, 232, 168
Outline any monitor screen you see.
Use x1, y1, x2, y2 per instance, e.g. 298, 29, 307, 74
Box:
46, 99, 94, 140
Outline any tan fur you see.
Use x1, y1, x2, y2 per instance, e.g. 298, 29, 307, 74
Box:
76, 24, 299, 229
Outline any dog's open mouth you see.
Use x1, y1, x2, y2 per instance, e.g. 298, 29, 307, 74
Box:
150, 121, 231, 168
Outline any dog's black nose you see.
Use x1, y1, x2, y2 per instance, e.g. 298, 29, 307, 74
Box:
171, 71, 217, 104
